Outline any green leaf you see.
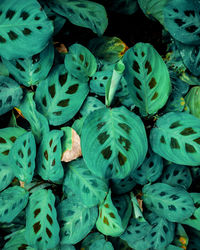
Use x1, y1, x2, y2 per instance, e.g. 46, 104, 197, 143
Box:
19, 92, 49, 144
138, 0, 168, 25
142, 183, 195, 222
181, 193, 200, 230
9, 132, 36, 184
2, 42, 54, 87
49, 0, 108, 35
81, 106, 148, 179
0, 126, 26, 162
63, 158, 108, 208
163, 0, 200, 45
123, 43, 171, 116
96, 190, 124, 237
150, 111, 200, 166
0, 76, 23, 116
185, 86, 200, 119
64, 43, 97, 81
80, 96, 104, 117
131, 149, 163, 185
111, 175, 136, 195
35, 64, 89, 126
187, 227, 200, 250
108, 0, 138, 15
173, 223, 188, 249
37, 130, 64, 183
161, 164, 192, 190
57, 197, 98, 245
0, 160, 14, 192
25, 189, 60, 250
0, 0, 53, 60
0, 186, 29, 223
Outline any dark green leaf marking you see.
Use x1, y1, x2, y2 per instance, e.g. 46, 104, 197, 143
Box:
180, 127, 197, 136
59, 73, 68, 87
170, 137, 180, 149
160, 135, 166, 144
133, 60, 140, 73
6, 10, 15, 20
101, 146, 112, 159
151, 92, 158, 100
22, 28, 31, 35
57, 99, 69, 107
48, 84, 56, 98
47, 214, 53, 225
0, 35, 6, 43
20, 11, 29, 20
136, 92, 142, 101
118, 151, 127, 166
8, 31, 18, 40
134, 77, 141, 89
97, 122, 106, 130
118, 135, 131, 151
168, 205, 176, 211
16, 61, 25, 71
34, 208, 41, 218
145, 61, 152, 74
118, 123, 131, 134
33, 221, 41, 234
193, 137, 200, 145
46, 227, 52, 238
66, 84, 79, 94
185, 143, 196, 153
149, 77, 156, 89
170, 121, 182, 129
119, 115, 126, 120
97, 131, 110, 144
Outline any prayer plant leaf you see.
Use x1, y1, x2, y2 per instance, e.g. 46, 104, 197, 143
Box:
0, 126, 26, 162
164, 0, 200, 45
37, 130, 64, 184
64, 43, 97, 81
57, 197, 98, 245
2, 42, 54, 87
48, 0, 108, 35
185, 86, 200, 119
111, 175, 136, 195
108, 0, 138, 15
123, 42, 171, 116
81, 106, 148, 179
181, 193, 200, 230
25, 189, 60, 250
0, 186, 29, 223
161, 164, 192, 190
142, 183, 195, 223
150, 111, 200, 166
187, 227, 200, 250
35, 64, 89, 126
0, 76, 23, 116
96, 189, 124, 237
19, 92, 49, 144
0, 160, 14, 192
63, 158, 108, 208
0, 0, 53, 60
131, 149, 163, 185
138, 0, 168, 25
9, 132, 36, 184
80, 96, 104, 117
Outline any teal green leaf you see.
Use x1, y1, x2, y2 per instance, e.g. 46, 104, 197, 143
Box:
181, 193, 200, 230
185, 86, 200, 119
131, 193, 146, 222
150, 111, 200, 166
96, 189, 124, 237
0, 76, 23, 116
108, 0, 138, 15
72, 116, 86, 136
35, 64, 89, 126
63, 158, 108, 208
19, 92, 49, 144
142, 183, 195, 222
0, 160, 14, 192
80, 96, 104, 117
2, 42, 54, 87
0, 0, 53, 60
173, 223, 188, 249
0, 126, 26, 162
49, 0, 108, 35
161, 164, 192, 190
123, 43, 171, 116
81, 232, 114, 250
37, 130, 64, 183
111, 175, 136, 195
9, 132, 36, 184
0, 186, 29, 223
164, 0, 200, 45
131, 149, 163, 185
64, 43, 97, 81
3, 229, 36, 250
81, 106, 147, 179
25, 189, 59, 250
164, 91, 185, 113
57, 197, 98, 245
120, 218, 152, 248
187, 227, 200, 250
138, 0, 168, 25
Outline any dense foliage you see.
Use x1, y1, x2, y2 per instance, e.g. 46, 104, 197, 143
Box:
0, 0, 200, 249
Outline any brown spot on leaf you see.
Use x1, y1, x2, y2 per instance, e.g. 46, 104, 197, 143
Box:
37, 237, 42, 242
59, 73, 68, 87
2, 150, 9, 155
180, 127, 197, 136
149, 77, 156, 89
34, 208, 41, 218
66, 84, 79, 94
97, 131, 110, 145
18, 244, 28, 250
79, 54, 84, 61
170, 121, 181, 129
160, 135, 166, 144
133, 60, 140, 73
151, 92, 158, 100
57, 99, 69, 107
118, 123, 131, 134
97, 122, 106, 130
0, 137, 6, 143
109, 212, 115, 218
118, 136, 131, 151
101, 146, 112, 159
47, 214, 53, 225
194, 137, 200, 145
48, 203, 52, 211
33, 221, 41, 234
48, 84, 56, 98
104, 203, 109, 208
185, 143, 196, 153
103, 216, 109, 225
49, 139, 53, 147
10, 136, 16, 142
118, 151, 127, 166
134, 77, 141, 89
145, 61, 152, 74
44, 150, 48, 160
170, 137, 180, 149
46, 227, 52, 238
